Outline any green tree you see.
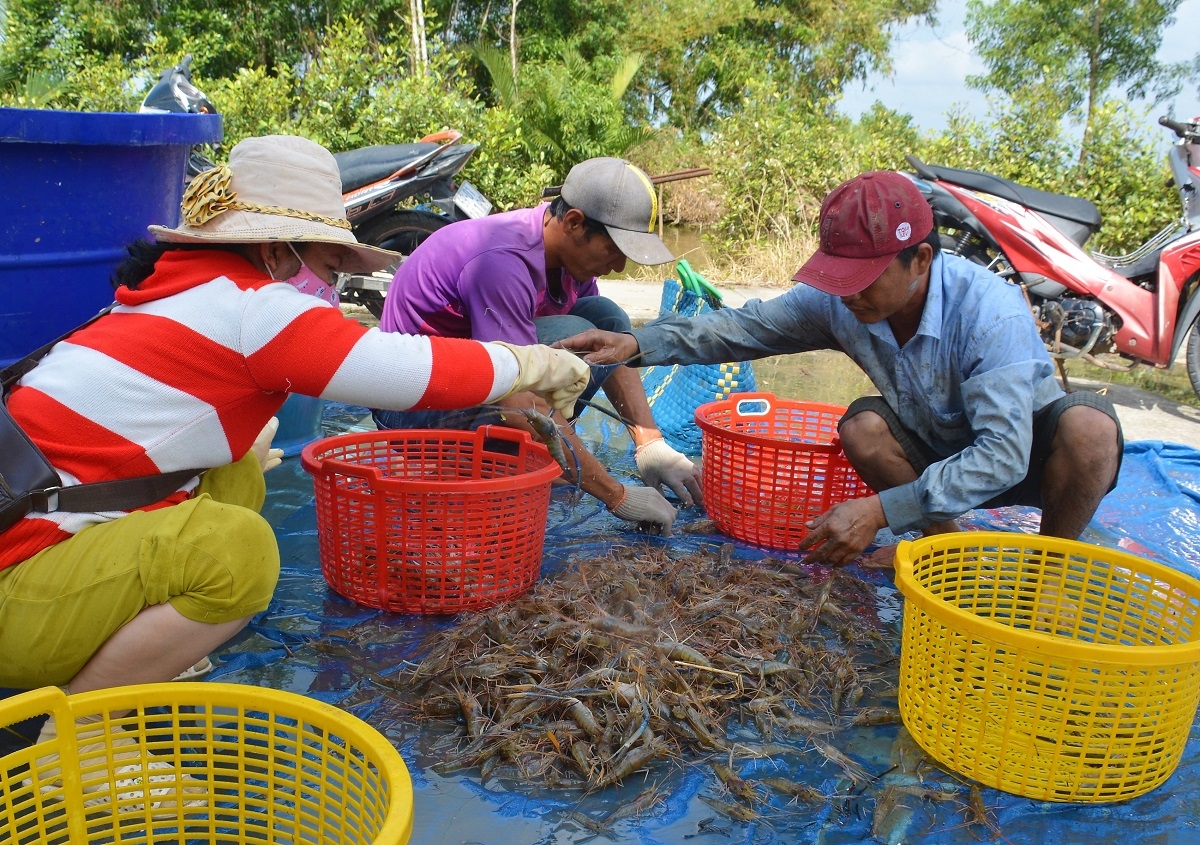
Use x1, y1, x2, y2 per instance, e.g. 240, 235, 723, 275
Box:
201, 16, 551, 211
708, 77, 852, 250
472, 40, 651, 176
0, 0, 413, 84
965, 0, 1198, 150
623, 0, 936, 131
432, 0, 935, 132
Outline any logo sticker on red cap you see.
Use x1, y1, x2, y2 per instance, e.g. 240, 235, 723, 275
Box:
896, 222, 912, 241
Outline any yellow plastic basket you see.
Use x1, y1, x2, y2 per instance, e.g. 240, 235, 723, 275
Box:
0, 683, 413, 844
895, 532, 1200, 802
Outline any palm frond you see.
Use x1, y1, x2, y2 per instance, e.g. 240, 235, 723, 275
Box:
471, 42, 519, 108
4, 69, 71, 108
609, 53, 644, 100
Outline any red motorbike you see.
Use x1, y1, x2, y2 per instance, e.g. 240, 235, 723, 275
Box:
903, 115, 1200, 399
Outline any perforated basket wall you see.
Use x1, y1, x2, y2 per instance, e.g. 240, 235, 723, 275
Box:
895, 532, 1200, 802
0, 683, 413, 844
694, 393, 873, 550
301, 426, 560, 614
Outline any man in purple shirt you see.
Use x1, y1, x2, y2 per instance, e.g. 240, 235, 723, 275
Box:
374, 157, 700, 535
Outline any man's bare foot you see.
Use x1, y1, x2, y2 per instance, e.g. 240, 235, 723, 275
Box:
860, 544, 899, 570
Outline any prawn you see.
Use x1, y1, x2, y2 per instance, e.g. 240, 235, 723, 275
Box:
513, 406, 581, 481
592, 738, 666, 789
712, 760, 760, 805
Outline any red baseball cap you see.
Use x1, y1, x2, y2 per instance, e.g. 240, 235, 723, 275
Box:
792, 171, 934, 295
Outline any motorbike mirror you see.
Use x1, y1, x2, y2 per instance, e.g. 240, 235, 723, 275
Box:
139, 55, 215, 115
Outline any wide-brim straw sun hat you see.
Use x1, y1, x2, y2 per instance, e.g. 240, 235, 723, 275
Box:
149, 134, 401, 274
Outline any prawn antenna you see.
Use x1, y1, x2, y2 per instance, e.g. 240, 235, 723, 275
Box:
572, 398, 635, 428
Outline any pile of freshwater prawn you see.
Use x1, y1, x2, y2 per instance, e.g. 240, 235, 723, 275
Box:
394, 543, 904, 794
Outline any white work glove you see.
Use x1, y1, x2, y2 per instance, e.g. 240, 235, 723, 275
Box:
609, 484, 677, 536
635, 437, 703, 508
251, 416, 285, 473
495, 342, 590, 417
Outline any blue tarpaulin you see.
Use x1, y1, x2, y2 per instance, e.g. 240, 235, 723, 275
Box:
6, 402, 1200, 844
208, 403, 1200, 845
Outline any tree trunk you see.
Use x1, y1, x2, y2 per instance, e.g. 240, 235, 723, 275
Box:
509, 0, 521, 95
410, 0, 428, 77
1081, 4, 1102, 168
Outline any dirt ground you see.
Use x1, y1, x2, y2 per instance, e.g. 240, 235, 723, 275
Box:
597, 278, 1200, 451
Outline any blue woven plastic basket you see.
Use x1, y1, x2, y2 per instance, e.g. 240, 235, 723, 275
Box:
641, 277, 756, 455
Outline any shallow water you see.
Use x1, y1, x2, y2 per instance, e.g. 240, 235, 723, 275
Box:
748, 349, 877, 408
603, 224, 714, 278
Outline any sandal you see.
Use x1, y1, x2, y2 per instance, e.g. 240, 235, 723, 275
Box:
81, 759, 209, 818
27, 726, 209, 820
172, 656, 213, 681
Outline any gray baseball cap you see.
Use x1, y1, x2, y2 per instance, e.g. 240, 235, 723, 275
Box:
559, 157, 675, 265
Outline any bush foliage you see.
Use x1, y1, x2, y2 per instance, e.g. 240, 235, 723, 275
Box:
0, 8, 1183, 260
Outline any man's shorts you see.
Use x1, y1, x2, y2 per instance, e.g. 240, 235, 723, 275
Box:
840, 392, 1124, 510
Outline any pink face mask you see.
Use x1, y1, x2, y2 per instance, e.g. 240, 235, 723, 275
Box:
278, 244, 340, 306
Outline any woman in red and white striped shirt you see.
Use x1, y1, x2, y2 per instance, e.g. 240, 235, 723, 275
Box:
0, 135, 586, 708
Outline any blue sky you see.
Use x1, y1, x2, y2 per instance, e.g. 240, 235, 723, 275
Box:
838, 0, 1200, 133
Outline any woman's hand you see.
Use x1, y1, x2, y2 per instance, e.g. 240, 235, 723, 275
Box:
251, 417, 285, 473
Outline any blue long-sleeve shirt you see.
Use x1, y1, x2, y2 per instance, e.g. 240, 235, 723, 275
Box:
632, 253, 1062, 533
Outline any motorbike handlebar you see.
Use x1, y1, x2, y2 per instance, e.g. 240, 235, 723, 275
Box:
1159, 115, 1197, 138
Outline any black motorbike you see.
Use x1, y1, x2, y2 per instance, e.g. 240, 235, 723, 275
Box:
140, 57, 493, 317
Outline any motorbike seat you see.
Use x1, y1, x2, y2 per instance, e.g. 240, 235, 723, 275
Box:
906, 158, 1102, 230
334, 143, 442, 192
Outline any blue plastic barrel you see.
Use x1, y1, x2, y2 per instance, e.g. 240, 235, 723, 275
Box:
274, 394, 327, 457
0, 107, 222, 366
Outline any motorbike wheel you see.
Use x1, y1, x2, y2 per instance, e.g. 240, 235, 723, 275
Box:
345, 210, 455, 319
1187, 322, 1200, 402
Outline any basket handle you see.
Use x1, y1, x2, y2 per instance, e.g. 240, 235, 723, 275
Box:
474, 424, 542, 455
0, 687, 88, 838
0, 685, 73, 733
731, 392, 777, 419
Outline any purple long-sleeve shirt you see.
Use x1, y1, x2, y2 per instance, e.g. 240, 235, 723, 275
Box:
379, 205, 599, 344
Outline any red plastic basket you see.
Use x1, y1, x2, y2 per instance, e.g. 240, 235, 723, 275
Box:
301, 427, 561, 614
695, 393, 873, 550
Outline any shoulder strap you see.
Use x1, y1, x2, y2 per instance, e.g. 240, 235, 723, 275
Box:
1, 304, 116, 391
33, 468, 204, 516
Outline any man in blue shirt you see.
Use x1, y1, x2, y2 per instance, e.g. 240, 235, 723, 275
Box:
558, 171, 1123, 565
